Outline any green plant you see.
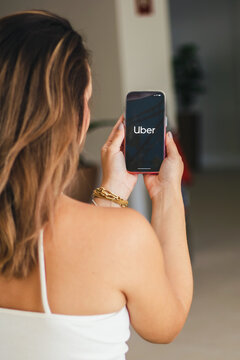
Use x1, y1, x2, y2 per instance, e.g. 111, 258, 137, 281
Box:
173, 43, 205, 112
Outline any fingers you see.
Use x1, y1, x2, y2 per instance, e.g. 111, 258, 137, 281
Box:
102, 114, 125, 151
165, 131, 184, 177
142, 173, 150, 187
165, 131, 180, 159
106, 115, 124, 143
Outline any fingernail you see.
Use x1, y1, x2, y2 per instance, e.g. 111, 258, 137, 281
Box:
167, 131, 173, 139
118, 123, 124, 130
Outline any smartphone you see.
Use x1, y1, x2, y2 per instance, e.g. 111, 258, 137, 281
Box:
124, 91, 167, 174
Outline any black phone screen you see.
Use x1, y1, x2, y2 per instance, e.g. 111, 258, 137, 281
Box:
125, 91, 165, 173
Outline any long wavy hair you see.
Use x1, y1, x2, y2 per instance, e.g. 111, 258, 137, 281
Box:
0, 10, 90, 278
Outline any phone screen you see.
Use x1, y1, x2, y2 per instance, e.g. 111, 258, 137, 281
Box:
125, 91, 165, 173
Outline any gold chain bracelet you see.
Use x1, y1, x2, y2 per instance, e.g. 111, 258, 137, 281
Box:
92, 186, 128, 207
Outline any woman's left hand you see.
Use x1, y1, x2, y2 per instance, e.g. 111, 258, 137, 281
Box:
100, 114, 138, 200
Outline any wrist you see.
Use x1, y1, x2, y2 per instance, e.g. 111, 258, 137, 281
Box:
151, 183, 184, 219
100, 181, 130, 201
92, 196, 121, 208
150, 185, 185, 240
151, 182, 183, 205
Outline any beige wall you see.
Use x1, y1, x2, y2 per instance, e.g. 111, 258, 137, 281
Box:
114, 0, 176, 215
115, 0, 177, 129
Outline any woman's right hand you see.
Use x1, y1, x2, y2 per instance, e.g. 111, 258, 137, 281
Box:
99, 115, 138, 203
143, 131, 184, 201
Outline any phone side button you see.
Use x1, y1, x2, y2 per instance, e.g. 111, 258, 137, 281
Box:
165, 116, 168, 127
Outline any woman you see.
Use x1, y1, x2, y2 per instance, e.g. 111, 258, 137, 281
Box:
0, 10, 193, 360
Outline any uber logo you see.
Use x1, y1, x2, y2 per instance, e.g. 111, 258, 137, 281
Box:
133, 126, 156, 134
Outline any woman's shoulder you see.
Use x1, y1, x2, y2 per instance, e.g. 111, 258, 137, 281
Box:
43, 194, 159, 315
43, 194, 151, 314
55, 194, 151, 257
60, 194, 145, 232
57, 193, 155, 267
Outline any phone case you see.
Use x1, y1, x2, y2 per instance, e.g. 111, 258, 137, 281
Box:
123, 91, 167, 174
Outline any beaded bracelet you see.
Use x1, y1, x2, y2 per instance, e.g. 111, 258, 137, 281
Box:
91, 186, 128, 207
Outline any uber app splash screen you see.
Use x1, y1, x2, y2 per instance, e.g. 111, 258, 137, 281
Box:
125, 91, 165, 173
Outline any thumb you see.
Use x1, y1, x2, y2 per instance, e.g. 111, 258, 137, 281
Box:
165, 131, 180, 158
112, 123, 125, 150
105, 116, 125, 150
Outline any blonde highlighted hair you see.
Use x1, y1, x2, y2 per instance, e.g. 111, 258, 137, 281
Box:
0, 10, 90, 278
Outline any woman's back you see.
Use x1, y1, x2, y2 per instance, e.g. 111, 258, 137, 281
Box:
0, 194, 129, 314
0, 194, 131, 359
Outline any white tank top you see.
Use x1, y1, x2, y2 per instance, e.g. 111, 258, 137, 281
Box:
0, 228, 131, 360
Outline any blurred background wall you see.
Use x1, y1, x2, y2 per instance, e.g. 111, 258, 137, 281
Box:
169, 0, 240, 169
114, 0, 176, 216
115, 0, 176, 126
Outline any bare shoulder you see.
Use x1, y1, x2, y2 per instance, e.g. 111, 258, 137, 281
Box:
55, 194, 157, 267
61, 194, 162, 283
45, 194, 154, 314
52, 196, 186, 342
53, 194, 156, 292
59, 194, 151, 239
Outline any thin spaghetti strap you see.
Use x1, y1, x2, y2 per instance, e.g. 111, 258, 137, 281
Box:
38, 228, 51, 314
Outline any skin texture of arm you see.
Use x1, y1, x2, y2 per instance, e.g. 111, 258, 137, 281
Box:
151, 184, 193, 317
91, 178, 192, 342
116, 204, 193, 344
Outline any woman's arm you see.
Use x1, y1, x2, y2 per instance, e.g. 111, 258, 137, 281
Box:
93, 115, 137, 207
117, 202, 192, 344
151, 184, 193, 318
147, 131, 193, 317
97, 117, 193, 343
118, 133, 193, 344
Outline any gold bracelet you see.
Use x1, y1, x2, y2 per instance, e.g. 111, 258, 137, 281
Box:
92, 186, 128, 207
